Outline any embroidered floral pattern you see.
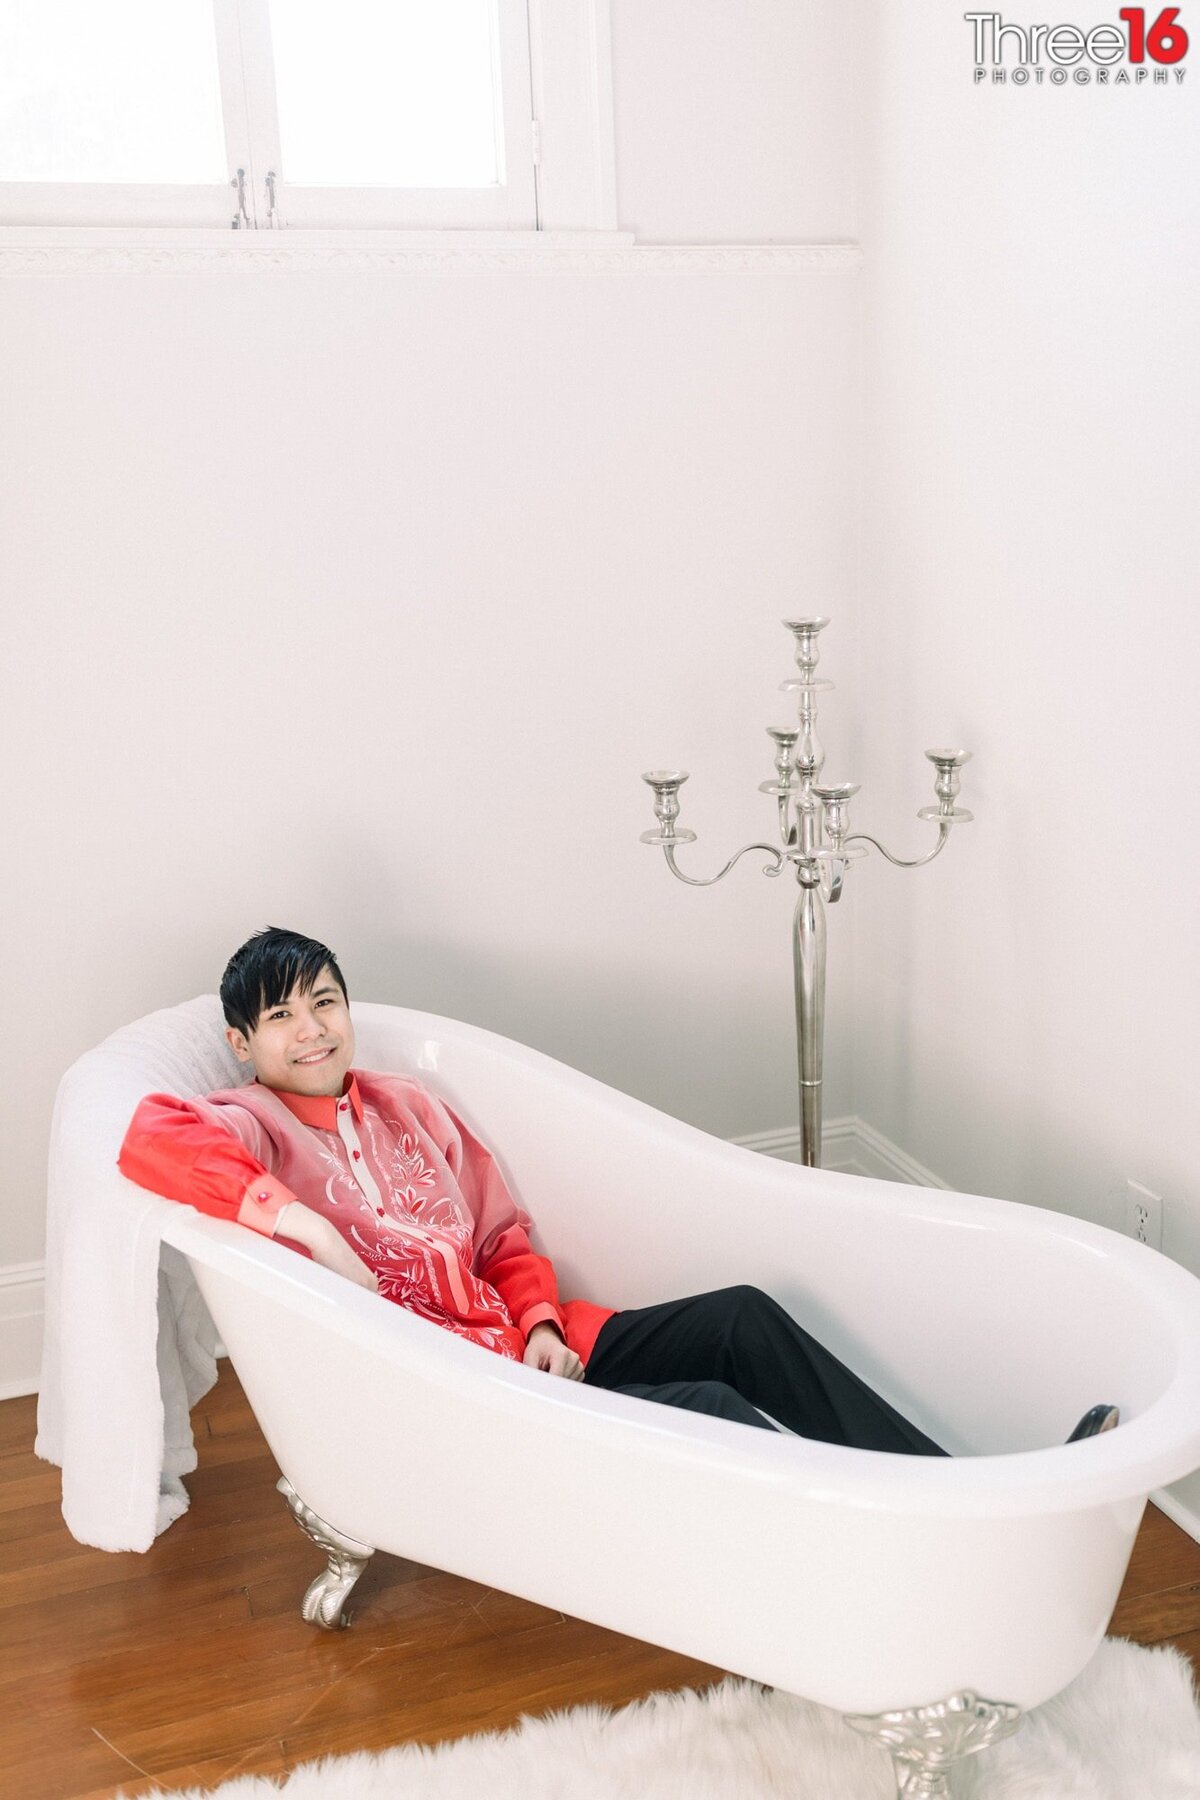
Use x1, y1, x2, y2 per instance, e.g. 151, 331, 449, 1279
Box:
391, 1131, 439, 1204
306, 1096, 514, 1353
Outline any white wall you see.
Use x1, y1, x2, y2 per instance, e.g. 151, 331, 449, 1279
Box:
854, 19, 1200, 1502
1, 6, 862, 1290
610, 0, 860, 241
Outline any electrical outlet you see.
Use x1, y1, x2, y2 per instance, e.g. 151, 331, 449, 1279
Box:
1125, 1180, 1163, 1250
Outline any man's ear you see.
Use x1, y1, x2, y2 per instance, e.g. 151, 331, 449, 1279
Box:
226, 1025, 253, 1065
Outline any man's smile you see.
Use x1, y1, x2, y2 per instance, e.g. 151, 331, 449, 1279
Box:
294, 1047, 336, 1065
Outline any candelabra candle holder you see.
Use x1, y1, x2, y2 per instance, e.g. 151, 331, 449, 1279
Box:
640, 618, 973, 1168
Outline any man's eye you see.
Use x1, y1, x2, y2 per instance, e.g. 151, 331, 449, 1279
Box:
269, 1010, 287, 1020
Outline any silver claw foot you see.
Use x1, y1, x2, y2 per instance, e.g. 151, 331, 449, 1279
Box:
844, 1690, 1022, 1798
276, 1476, 376, 1630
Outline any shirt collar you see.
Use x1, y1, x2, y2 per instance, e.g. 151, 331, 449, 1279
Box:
265, 1071, 364, 1130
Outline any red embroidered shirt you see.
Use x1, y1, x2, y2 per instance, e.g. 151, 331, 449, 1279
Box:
118, 1071, 614, 1366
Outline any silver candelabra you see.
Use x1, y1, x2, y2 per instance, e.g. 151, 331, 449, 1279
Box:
640, 617, 972, 1169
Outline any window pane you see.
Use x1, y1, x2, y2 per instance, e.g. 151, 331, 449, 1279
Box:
0, 0, 226, 183
268, 0, 504, 188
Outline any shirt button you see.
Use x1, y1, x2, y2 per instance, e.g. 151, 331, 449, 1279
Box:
352, 1150, 361, 1161
339, 1101, 349, 1112
256, 1191, 270, 1202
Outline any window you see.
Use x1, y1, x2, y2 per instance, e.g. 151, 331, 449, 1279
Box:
0, 0, 615, 231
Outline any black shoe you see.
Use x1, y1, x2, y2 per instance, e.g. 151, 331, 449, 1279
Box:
1065, 1404, 1120, 1443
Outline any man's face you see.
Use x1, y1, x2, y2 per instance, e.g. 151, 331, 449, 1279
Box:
226, 966, 356, 1097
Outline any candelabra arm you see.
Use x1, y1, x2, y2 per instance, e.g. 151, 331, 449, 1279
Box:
662, 841, 785, 887
843, 822, 952, 869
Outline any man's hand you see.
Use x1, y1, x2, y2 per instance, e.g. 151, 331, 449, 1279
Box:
276, 1202, 379, 1295
312, 1228, 380, 1295
523, 1321, 584, 1381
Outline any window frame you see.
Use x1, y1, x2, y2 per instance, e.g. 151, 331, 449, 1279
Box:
231, 0, 538, 231
0, 0, 249, 228
0, 0, 617, 236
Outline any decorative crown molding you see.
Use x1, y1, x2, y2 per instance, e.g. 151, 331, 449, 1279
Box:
0, 228, 863, 278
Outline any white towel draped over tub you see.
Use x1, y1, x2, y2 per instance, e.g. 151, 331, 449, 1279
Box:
35, 996, 245, 1550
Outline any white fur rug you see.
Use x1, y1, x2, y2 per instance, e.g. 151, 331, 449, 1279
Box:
139, 1637, 1200, 1799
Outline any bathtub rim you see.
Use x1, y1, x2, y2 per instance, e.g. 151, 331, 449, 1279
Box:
160, 1198, 1200, 1524
90, 993, 1200, 1523
134, 996, 1200, 1290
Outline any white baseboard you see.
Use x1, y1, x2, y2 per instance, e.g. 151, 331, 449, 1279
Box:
735, 1114, 949, 1189
0, 1262, 45, 1401
1146, 1483, 1200, 1545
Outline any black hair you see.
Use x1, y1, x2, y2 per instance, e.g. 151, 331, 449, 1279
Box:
220, 927, 348, 1039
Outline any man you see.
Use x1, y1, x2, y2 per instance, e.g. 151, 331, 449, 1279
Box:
119, 928, 1117, 1449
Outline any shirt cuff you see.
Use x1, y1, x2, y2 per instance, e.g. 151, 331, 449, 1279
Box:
519, 1302, 565, 1339
237, 1173, 297, 1236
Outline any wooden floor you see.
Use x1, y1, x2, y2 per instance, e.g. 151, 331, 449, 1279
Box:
3, 1365, 1199, 1800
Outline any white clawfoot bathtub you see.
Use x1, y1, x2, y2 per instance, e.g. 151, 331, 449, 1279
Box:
66, 998, 1200, 1779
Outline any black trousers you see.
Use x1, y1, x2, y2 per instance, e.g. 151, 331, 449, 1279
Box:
584, 1285, 948, 1456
